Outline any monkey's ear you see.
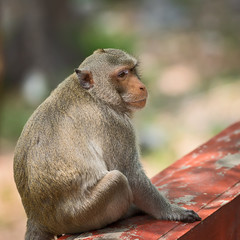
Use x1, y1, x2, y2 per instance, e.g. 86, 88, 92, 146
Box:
94, 49, 105, 54
74, 69, 94, 90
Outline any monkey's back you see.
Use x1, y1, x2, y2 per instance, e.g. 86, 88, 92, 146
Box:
13, 75, 137, 221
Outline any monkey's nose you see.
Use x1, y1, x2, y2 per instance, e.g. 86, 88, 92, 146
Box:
139, 85, 148, 99
139, 85, 147, 95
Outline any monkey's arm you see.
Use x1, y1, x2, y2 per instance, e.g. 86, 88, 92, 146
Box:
127, 167, 201, 223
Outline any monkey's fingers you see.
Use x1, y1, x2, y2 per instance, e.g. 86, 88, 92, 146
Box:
163, 205, 201, 223
180, 209, 201, 223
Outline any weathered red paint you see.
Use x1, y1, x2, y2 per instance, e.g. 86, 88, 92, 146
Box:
59, 122, 240, 240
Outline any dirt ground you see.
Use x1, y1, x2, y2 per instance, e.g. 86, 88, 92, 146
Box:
0, 152, 26, 240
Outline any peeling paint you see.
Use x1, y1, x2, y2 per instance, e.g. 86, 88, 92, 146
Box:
220, 200, 229, 206
233, 129, 240, 135
72, 226, 134, 240
191, 153, 199, 159
180, 165, 191, 170
172, 195, 197, 206
217, 152, 223, 158
157, 183, 169, 189
74, 231, 125, 239
216, 153, 240, 169
233, 192, 240, 198
216, 135, 231, 143
217, 172, 225, 177
178, 184, 188, 189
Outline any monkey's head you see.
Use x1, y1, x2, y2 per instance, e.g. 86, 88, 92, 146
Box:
74, 48, 148, 113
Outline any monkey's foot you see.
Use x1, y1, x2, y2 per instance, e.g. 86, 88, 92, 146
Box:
164, 205, 201, 223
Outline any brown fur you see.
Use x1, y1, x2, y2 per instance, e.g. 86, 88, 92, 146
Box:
14, 48, 200, 240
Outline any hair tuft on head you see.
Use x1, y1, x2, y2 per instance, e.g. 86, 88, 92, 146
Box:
93, 49, 106, 54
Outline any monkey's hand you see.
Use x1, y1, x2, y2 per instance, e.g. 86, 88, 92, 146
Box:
127, 169, 201, 223
162, 204, 201, 223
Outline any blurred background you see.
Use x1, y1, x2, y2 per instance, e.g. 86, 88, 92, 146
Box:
1, 0, 240, 239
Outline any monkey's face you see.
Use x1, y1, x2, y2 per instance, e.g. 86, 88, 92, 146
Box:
75, 48, 148, 112
111, 65, 148, 110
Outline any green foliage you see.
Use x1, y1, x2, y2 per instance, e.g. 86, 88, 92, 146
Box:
76, 27, 136, 56
143, 148, 177, 172
0, 95, 34, 141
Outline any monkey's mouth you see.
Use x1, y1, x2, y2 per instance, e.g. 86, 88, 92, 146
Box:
131, 98, 146, 103
127, 98, 147, 108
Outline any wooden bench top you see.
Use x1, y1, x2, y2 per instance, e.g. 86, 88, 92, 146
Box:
59, 121, 240, 240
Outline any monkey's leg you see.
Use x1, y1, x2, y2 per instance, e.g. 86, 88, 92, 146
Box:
128, 170, 201, 223
121, 204, 143, 219
60, 170, 133, 234
25, 219, 55, 240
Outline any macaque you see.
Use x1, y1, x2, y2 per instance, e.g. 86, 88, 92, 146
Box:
14, 48, 201, 240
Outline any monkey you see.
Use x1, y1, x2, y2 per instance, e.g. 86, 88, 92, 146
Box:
14, 48, 201, 240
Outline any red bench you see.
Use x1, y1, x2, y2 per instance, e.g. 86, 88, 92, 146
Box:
59, 122, 240, 240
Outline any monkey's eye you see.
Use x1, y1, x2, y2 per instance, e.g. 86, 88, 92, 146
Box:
117, 69, 129, 79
